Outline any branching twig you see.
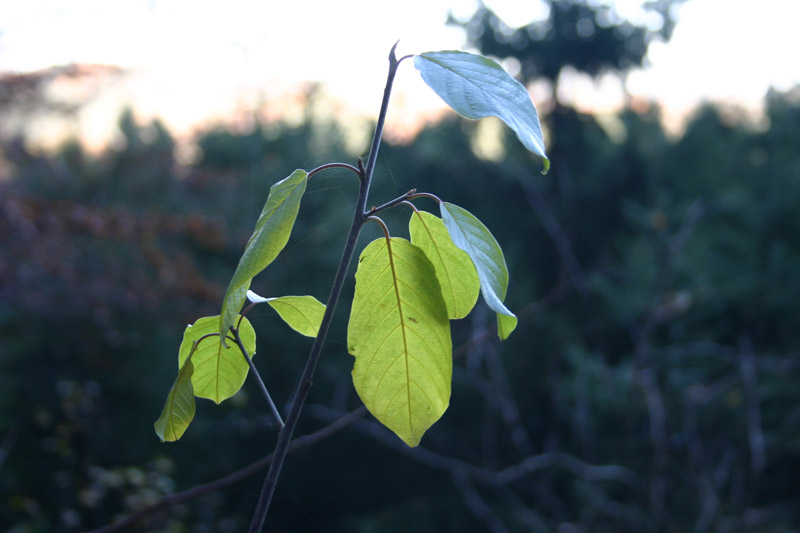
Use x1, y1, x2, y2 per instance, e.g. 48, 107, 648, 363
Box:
631, 199, 705, 525
452, 471, 509, 533
89, 407, 367, 533
738, 335, 765, 479
246, 43, 410, 532
310, 404, 643, 491
483, 342, 535, 456
494, 451, 642, 489
681, 393, 719, 533
93, 247, 564, 532
518, 173, 589, 299
365, 189, 417, 216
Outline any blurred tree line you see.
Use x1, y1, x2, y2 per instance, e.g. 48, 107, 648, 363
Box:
2, 1, 799, 531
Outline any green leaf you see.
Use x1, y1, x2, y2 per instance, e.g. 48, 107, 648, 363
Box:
439, 202, 518, 340
348, 237, 452, 447
247, 290, 326, 338
154, 357, 195, 442
220, 169, 307, 340
179, 315, 257, 404
414, 51, 549, 173
409, 210, 479, 319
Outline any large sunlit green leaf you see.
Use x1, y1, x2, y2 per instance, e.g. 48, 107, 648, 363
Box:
247, 290, 326, 338
154, 357, 195, 442
220, 169, 307, 340
414, 51, 549, 173
348, 237, 452, 447
439, 202, 518, 340
409, 210, 479, 319
179, 315, 257, 404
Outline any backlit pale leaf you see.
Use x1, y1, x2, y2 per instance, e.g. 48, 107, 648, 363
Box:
180, 315, 257, 404
220, 169, 307, 340
247, 290, 326, 337
440, 202, 518, 339
154, 355, 195, 442
409, 210, 479, 319
267, 295, 326, 337
348, 237, 452, 447
414, 51, 549, 173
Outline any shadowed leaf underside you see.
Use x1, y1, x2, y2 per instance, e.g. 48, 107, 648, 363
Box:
440, 202, 518, 339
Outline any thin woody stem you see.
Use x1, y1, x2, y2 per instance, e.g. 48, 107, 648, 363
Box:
400, 200, 419, 213
88, 407, 368, 533
232, 326, 284, 429
247, 43, 407, 533
365, 190, 443, 218
308, 162, 361, 179
361, 42, 409, 200
365, 189, 417, 217
407, 191, 442, 204
366, 215, 391, 240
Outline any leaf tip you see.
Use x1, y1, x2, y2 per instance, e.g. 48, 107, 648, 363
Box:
153, 421, 171, 443
540, 158, 551, 175
497, 312, 518, 341
402, 436, 421, 448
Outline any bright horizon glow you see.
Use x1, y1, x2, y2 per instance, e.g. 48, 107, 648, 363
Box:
1, 0, 798, 149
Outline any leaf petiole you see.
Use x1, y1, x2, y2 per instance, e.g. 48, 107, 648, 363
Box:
307, 162, 362, 180
366, 215, 391, 240
407, 191, 442, 204
231, 326, 284, 429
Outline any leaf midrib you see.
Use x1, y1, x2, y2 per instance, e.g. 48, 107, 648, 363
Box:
384, 237, 413, 438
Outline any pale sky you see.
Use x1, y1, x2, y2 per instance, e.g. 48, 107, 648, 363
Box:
1, 0, 798, 147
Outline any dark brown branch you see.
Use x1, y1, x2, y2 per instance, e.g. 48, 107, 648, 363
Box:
682, 393, 720, 533
452, 471, 509, 533
89, 407, 367, 533
518, 174, 589, 299
738, 336, 765, 478
631, 199, 704, 525
309, 405, 642, 491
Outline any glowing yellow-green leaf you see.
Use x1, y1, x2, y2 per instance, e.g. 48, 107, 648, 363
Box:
409, 210, 479, 319
348, 237, 452, 447
220, 169, 307, 341
154, 357, 195, 442
440, 202, 518, 340
267, 296, 325, 337
179, 315, 257, 404
247, 290, 326, 338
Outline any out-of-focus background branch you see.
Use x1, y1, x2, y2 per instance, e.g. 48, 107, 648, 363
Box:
2, 0, 800, 531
